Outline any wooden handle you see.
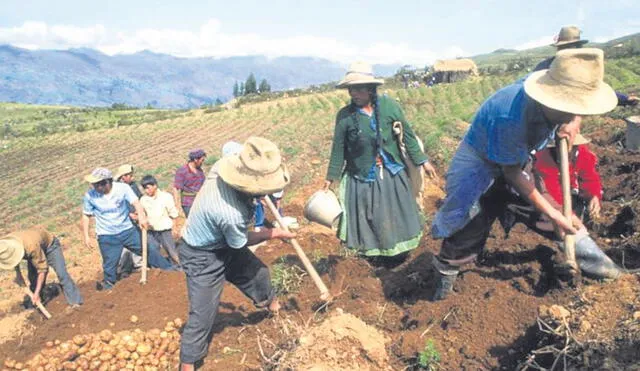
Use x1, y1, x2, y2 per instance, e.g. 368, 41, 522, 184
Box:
23, 288, 52, 319
263, 197, 331, 301
140, 227, 148, 284
558, 137, 577, 268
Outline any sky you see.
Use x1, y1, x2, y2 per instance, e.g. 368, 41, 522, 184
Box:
0, 0, 638, 66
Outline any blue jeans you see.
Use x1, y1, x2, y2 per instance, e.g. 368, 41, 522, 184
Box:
98, 227, 173, 287
27, 237, 83, 305
254, 196, 282, 227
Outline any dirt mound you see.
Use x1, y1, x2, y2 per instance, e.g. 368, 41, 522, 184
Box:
285, 309, 390, 370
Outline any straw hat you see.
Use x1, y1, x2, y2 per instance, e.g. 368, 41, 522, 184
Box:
547, 133, 591, 147
553, 26, 588, 47
336, 61, 384, 88
113, 164, 134, 181
217, 137, 290, 195
84, 167, 113, 183
0, 238, 25, 270
524, 48, 617, 115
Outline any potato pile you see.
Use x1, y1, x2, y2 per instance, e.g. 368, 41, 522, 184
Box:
3, 318, 184, 371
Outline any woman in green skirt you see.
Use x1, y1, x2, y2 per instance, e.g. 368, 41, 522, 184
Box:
323, 61, 437, 260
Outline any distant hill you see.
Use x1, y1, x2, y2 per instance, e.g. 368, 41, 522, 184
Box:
0, 46, 400, 108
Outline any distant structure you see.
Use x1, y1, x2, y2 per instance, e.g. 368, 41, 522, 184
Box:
429, 59, 479, 84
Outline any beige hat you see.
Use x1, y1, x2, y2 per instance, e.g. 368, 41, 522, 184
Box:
84, 167, 113, 183
524, 48, 617, 115
217, 137, 290, 195
547, 133, 591, 147
114, 164, 134, 181
553, 26, 589, 47
336, 61, 384, 88
0, 238, 24, 270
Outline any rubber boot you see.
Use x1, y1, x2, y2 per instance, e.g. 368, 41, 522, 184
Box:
431, 257, 459, 301
575, 232, 621, 280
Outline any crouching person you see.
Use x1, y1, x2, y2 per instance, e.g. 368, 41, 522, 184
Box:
178, 137, 295, 370
82, 168, 175, 291
0, 228, 83, 308
431, 49, 619, 301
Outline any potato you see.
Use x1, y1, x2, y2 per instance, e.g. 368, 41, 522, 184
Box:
167, 341, 179, 354
98, 353, 113, 362
76, 357, 90, 370
115, 350, 130, 361
4, 359, 16, 368
45, 341, 54, 348
130, 352, 139, 361
99, 330, 113, 343
136, 344, 152, 356
159, 331, 168, 339
125, 341, 138, 353
62, 361, 76, 370
72, 335, 87, 346
130, 315, 139, 323
54, 340, 61, 346
173, 318, 184, 328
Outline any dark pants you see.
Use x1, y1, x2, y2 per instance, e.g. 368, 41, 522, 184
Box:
178, 240, 275, 364
182, 205, 191, 218
98, 227, 173, 287
149, 230, 180, 264
27, 237, 83, 305
438, 178, 555, 266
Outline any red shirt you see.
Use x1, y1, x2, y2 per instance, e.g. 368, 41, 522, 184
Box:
173, 164, 205, 207
534, 145, 602, 205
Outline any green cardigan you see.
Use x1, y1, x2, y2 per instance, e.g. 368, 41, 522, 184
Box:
326, 95, 428, 181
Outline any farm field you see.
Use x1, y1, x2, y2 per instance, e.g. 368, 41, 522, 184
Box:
0, 56, 639, 370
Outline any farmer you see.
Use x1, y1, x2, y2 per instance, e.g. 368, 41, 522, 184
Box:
534, 25, 638, 106
82, 167, 175, 290
534, 134, 602, 221
173, 149, 206, 217
178, 137, 295, 370
431, 48, 619, 301
140, 175, 180, 264
114, 164, 144, 275
0, 228, 83, 308
323, 61, 437, 260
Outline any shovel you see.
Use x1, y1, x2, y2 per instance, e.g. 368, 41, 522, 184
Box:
140, 227, 148, 284
558, 137, 579, 272
264, 196, 331, 301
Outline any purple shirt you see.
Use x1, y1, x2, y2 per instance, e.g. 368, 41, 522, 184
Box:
174, 164, 205, 207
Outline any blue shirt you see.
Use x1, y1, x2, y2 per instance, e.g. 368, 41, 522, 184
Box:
432, 80, 555, 238
83, 182, 137, 236
182, 177, 254, 249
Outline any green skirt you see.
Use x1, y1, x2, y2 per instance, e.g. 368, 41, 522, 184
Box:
337, 167, 423, 257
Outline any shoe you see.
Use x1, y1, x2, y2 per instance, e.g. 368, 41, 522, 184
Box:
96, 281, 114, 291
432, 270, 458, 301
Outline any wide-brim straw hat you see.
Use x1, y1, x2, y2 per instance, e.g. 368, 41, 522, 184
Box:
547, 133, 591, 147
524, 48, 617, 115
0, 237, 25, 270
336, 61, 384, 88
553, 25, 589, 47
218, 136, 290, 195
113, 164, 134, 181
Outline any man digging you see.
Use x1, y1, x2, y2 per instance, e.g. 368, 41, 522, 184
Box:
177, 137, 295, 370
431, 49, 620, 301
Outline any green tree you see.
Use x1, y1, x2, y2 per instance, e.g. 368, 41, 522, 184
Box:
259, 79, 271, 93
244, 73, 257, 95
232, 81, 239, 98
215, 98, 224, 105
239, 82, 245, 96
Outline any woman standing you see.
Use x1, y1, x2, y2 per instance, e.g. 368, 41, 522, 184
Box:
324, 62, 437, 260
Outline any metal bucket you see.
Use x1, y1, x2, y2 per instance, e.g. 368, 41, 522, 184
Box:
625, 116, 640, 150
303, 190, 343, 229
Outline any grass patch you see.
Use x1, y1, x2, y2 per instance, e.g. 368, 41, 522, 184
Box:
417, 339, 441, 370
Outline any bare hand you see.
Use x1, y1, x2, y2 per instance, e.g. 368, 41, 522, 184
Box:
323, 180, 332, 191
129, 212, 138, 221
549, 209, 578, 237
30, 292, 41, 307
589, 197, 601, 219
556, 116, 582, 148
83, 237, 95, 249
422, 162, 438, 179
138, 216, 149, 230
272, 228, 297, 240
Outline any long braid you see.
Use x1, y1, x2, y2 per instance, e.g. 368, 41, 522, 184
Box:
371, 87, 382, 153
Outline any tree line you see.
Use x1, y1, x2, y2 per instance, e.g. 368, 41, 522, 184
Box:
232, 73, 271, 98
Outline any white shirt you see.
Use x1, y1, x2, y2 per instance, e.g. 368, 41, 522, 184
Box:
140, 190, 179, 231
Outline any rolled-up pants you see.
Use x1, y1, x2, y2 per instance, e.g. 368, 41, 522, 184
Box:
178, 240, 275, 364
27, 237, 83, 305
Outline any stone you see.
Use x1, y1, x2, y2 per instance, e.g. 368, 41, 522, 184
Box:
633, 311, 640, 321
548, 305, 571, 321
579, 320, 592, 333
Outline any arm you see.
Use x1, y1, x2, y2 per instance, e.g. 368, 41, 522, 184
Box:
173, 187, 183, 214
31, 271, 47, 305
247, 227, 295, 246
131, 200, 148, 229
82, 214, 93, 248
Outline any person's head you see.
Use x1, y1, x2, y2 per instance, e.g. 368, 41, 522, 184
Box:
0, 237, 25, 271
84, 168, 114, 194
140, 175, 158, 197
524, 48, 617, 132
221, 141, 243, 158
114, 164, 135, 184
217, 137, 290, 196
188, 149, 207, 169
336, 61, 384, 107
553, 25, 588, 50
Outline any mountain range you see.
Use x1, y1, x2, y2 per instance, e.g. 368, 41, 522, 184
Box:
0, 46, 400, 108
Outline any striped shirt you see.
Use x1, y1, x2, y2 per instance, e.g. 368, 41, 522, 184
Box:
182, 177, 255, 249
173, 164, 205, 207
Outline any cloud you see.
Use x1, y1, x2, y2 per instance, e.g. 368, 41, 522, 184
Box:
0, 20, 463, 65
